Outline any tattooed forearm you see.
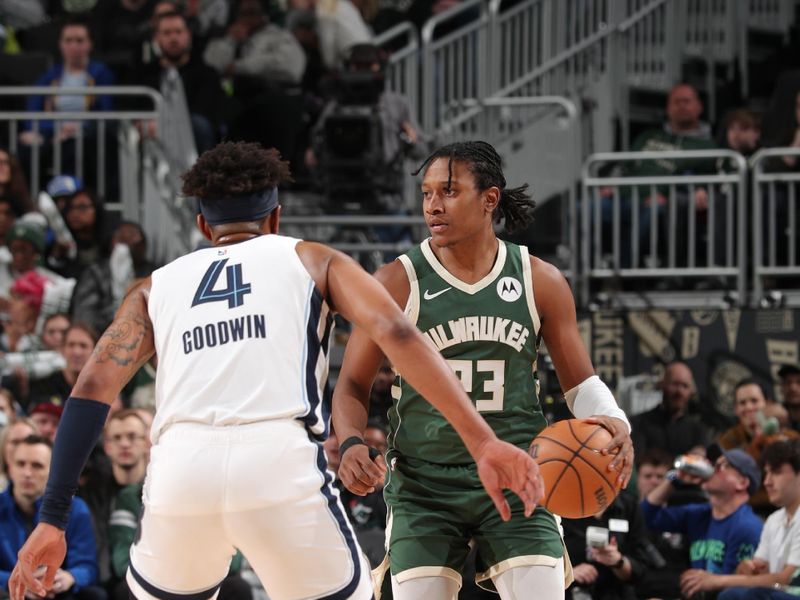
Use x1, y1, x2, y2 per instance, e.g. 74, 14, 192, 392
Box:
93, 310, 153, 367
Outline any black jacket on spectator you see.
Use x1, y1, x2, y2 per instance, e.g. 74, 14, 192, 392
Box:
124, 57, 229, 142
563, 494, 658, 600
631, 404, 710, 459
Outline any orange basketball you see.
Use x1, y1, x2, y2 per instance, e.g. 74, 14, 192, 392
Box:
529, 419, 623, 519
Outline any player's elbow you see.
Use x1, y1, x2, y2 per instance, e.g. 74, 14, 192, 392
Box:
370, 313, 417, 351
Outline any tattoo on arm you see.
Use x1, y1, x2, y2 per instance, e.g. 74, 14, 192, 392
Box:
92, 309, 153, 367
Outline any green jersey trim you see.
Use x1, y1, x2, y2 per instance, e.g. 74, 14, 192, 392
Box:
419, 238, 508, 295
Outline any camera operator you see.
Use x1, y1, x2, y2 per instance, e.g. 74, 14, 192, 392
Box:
307, 43, 428, 246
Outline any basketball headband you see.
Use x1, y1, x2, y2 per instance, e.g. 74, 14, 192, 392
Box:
198, 187, 279, 225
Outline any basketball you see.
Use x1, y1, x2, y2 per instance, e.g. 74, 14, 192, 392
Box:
529, 419, 623, 519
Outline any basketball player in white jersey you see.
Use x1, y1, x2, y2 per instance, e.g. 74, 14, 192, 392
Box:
9, 142, 544, 600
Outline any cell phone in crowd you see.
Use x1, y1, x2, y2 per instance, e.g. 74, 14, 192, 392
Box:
586, 526, 609, 548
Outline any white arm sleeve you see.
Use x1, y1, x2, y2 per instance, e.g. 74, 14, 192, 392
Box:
563, 375, 631, 433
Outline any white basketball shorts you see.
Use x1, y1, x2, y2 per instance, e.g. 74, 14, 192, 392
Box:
126, 419, 373, 600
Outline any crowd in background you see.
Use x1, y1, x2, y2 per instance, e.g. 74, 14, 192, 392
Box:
2, 1, 800, 600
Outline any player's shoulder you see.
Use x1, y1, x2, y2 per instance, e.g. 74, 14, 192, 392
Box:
374, 259, 410, 307
529, 254, 567, 285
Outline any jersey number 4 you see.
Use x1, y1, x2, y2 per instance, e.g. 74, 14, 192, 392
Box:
446, 359, 505, 412
192, 259, 252, 309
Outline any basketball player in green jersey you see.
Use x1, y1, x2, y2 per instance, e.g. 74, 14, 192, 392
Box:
332, 141, 633, 600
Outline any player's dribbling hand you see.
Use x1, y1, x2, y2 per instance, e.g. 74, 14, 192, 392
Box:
338, 444, 387, 496
9, 524, 66, 600
475, 439, 544, 522
584, 416, 633, 489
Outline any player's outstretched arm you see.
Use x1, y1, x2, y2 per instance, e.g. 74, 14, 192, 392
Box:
297, 242, 543, 519
331, 261, 407, 495
531, 258, 633, 487
9, 279, 155, 600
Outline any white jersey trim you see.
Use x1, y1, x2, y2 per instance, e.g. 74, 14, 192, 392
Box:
519, 245, 541, 336
419, 238, 508, 295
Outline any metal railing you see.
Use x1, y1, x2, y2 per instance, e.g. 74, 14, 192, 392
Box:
0, 86, 162, 208
421, 0, 491, 133
375, 21, 420, 123
581, 149, 748, 304
751, 147, 800, 303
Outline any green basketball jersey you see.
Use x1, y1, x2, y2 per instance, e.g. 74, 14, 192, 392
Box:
389, 238, 548, 465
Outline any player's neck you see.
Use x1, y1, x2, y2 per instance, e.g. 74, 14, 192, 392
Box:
215, 232, 260, 246
431, 232, 499, 285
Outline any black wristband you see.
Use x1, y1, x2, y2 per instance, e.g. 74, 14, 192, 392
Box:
338, 436, 366, 458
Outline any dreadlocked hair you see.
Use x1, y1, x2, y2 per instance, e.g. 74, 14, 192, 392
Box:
181, 141, 293, 199
412, 140, 535, 233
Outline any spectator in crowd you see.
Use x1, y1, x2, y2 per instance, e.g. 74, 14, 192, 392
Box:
205, 0, 307, 166
58, 188, 107, 280
80, 409, 149, 585
601, 83, 717, 269
92, 0, 156, 76
642, 448, 763, 594
636, 448, 672, 499
779, 364, 800, 431
0, 0, 47, 32
771, 90, 800, 170
1, 294, 40, 353
719, 108, 762, 158
127, 10, 229, 154
0, 418, 36, 492
633, 448, 691, 600
694, 439, 800, 599
564, 492, 657, 600
71, 221, 155, 335
28, 400, 62, 442
631, 361, 710, 458
0, 148, 34, 216
0, 220, 66, 314
295, 0, 372, 70
20, 17, 115, 186
0, 434, 101, 598
27, 322, 96, 412
46, 174, 83, 214
0, 197, 18, 253
204, 0, 306, 88
41, 313, 70, 351
717, 378, 800, 515
0, 389, 14, 425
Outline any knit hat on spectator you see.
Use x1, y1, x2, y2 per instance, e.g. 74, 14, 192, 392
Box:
45, 175, 83, 199
7, 221, 46, 254
29, 399, 64, 419
10, 271, 47, 312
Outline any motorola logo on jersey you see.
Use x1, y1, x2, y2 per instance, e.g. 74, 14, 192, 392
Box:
496, 277, 522, 302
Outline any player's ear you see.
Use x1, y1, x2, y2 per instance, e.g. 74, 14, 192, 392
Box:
484, 186, 500, 214
196, 213, 213, 241
263, 205, 281, 235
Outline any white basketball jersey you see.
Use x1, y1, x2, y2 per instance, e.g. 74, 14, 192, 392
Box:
147, 235, 333, 443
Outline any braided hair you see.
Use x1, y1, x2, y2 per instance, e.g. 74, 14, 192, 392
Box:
412, 140, 535, 233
